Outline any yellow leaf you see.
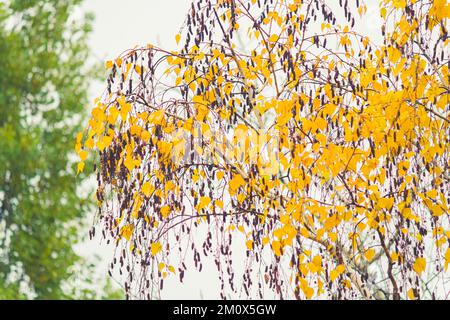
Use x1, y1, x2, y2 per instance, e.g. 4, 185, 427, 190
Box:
101, 135, 113, 150
141, 130, 151, 142
237, 193, 246, 203
148, 109, 165, 125
309, 255, 323, 274
175, 34, 181, 44
391, 252, 399, 262
120, 102, 131, 120
269, 34, 278, 43
142, 182, 154, 197
378, 197, 395, 210
85, 137, 94, 149
79, 150, 88, 161
160, 205, 171, 218
196, 104, 209, 122
215, 199, 223, 209
301, 284, 314, 299
426, 189, 437, 199
124, 154, 136, 172
413, 257, 426, 275
336, 264, 345, 274
134, 65, 142, 75
246, 240, 253, 250
324, 215, 338, 230
120, 224, 134, 241
445, 248, 450, 271
107, 106, 119, 124
407, 288, 417, 300
288, 4, 298, 12
330, 270, 339, 282
130, 125, 141, 136
392, 0, 406, 9
328, 232, 338, 242
272, 241, 282, 257
165, 181, 176, 194
229, 174, 246, 192
76, 132, 83, 144
77, 161, 85, 174
105, 60, 113, 69
364, 248, 375, 262
197, 196, 211, 211
151, 242, 162, 256
216, 171, 225, 180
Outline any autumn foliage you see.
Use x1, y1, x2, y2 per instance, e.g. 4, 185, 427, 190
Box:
78, 0, 450, 299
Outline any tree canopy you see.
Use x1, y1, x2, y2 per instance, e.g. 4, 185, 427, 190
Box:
80, 0, 449, 299
0, 0, 119, 299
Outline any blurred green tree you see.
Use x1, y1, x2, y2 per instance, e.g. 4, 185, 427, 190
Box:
0, 0, 121, 299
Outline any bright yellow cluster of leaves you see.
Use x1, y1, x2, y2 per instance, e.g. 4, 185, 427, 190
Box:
79, 0, 449, 299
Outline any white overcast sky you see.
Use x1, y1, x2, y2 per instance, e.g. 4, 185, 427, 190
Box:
81, 0, 191, 105
77, 0, 383, 300
83, 0, 188, 60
